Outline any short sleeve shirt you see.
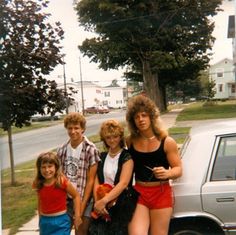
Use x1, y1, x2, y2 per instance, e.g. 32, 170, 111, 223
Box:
57, 136, 100, 198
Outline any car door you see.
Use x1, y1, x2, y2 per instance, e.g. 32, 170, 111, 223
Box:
201, 135, 236, 226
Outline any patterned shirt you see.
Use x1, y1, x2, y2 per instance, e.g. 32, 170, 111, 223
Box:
57, 136, 100, 198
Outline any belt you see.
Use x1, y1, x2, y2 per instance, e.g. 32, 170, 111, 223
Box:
136, 180, 169, 187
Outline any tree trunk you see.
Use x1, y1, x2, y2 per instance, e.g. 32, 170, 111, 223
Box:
160, 84, 167, 111
7, 126, 16, 185
142, 60, 166, 112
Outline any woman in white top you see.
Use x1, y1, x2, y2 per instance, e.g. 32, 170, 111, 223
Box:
88, 119, 138, 235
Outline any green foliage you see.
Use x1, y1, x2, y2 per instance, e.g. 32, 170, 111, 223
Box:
0, 0, 66, 131
76, 0, 222, 110
166, 77, 201, 102
206, 78, 217, 99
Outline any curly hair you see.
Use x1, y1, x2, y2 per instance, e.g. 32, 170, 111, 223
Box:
99, 119, 125, 149
126, 95, 168, 139
33, 151, 63, 190
64, 112, 86, 130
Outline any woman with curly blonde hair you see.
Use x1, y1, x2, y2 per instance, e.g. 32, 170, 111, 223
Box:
89, 119, 138, 235
126, 95, 182, 235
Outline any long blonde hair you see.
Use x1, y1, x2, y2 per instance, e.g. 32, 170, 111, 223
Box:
126, 95, 168, 139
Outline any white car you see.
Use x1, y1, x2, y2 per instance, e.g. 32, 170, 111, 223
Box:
169, 119, 236, 235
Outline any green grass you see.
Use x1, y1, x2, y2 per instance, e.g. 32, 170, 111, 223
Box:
177, 101, 236, 121
2, 160, 37, 235
168, 127, 191, 135
168, 127, 191, 145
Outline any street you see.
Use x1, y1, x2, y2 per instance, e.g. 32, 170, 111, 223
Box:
0, 110, 126, 170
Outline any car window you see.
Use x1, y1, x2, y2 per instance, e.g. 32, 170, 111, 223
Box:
211, 136, 236, 181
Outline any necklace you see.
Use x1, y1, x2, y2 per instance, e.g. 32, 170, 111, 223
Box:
108, 149, 122, 157
141, 134, 156, 140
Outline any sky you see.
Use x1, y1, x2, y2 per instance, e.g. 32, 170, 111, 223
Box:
210, 0, 234, 64
46, 0, 125, 86
46, 0, 234, 85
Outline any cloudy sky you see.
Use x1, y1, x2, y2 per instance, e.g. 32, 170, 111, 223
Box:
210, 0, 234, 64
46, 0, 125, 86
46, 0, 234, 84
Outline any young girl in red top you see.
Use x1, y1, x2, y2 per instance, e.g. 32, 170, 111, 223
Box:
33, 151, 82, 235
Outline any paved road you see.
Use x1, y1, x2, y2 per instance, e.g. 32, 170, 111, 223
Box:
0, 110, 126, 170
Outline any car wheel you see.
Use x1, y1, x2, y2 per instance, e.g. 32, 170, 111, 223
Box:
169, 223, 223, 235
170, 230, 203, 235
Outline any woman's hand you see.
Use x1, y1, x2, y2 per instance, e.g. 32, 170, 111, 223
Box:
94, 199, 109, 215
153, 167, 171, 180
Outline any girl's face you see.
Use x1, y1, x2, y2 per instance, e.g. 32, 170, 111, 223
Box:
134, 111, 151, 132
104, 134, 121, 151
40, 162, 56, 182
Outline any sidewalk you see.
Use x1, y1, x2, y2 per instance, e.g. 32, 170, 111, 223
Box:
2, 109, 182, 235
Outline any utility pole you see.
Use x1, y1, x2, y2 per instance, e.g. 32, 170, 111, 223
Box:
79, 56, 85, 115
62, 56, 69, 114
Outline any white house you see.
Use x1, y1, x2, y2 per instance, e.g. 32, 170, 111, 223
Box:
102, 81, 127, 108
74, 81, 104, 110
58, 80, 127, 113
209, 58, 236, 99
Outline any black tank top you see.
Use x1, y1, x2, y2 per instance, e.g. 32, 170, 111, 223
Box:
128, 138, 169, 182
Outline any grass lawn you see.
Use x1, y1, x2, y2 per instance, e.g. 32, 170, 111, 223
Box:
177, 100, 236, 121
2, 100, 236, 234
2, 160, 37, 235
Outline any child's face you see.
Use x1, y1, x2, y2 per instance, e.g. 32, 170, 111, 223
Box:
40, 162, 56, 181
67, 123, 84, 141
104, 134, 121, 150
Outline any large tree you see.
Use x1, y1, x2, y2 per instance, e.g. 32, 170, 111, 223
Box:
76, 0, 222, 111
0, 0, 65, 185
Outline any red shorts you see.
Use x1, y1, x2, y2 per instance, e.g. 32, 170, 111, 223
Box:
134, 182, 174, 209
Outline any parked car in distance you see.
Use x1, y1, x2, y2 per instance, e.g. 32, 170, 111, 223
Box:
84, 106, 109, 114
169, 119, 236, 235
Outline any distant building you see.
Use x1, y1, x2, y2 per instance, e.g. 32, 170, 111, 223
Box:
209, 58, 236, 99
57, 80, 127, 113
102, 80, 127, 108
74, 81, 104, 110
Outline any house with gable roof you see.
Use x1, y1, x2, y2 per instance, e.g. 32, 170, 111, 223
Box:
101, 80, 127, 108
209, 58, 236, 99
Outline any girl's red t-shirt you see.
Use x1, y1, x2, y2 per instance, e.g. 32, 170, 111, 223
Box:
38, 178, 68, 214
